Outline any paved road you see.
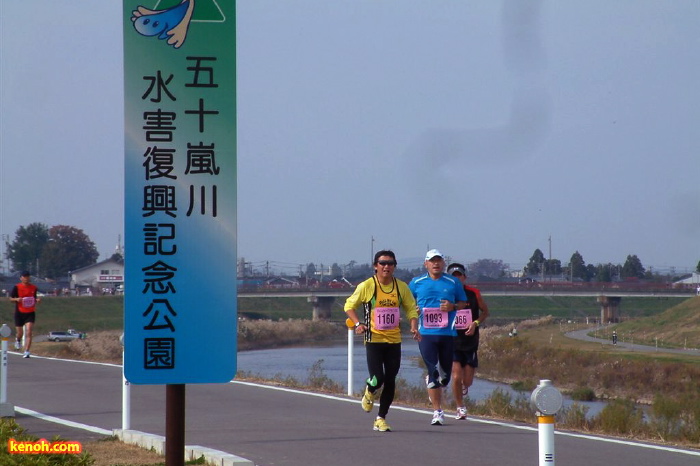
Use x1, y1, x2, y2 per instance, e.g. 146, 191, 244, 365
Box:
565, 327, 700, 355
6, 352, 699, 466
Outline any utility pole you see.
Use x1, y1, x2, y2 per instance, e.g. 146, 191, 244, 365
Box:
371, 236, 375, 264
548, 235, 552, 282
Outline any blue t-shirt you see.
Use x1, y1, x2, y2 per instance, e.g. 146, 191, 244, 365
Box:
409, 273, 467, 336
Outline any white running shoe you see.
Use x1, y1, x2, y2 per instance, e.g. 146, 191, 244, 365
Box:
431, 410, 444, 426
23, 351, 30, 358
14, 341, 21, 350
456, 407, 467, 420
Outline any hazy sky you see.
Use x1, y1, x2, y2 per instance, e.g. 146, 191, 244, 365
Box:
1, 1, 698, 276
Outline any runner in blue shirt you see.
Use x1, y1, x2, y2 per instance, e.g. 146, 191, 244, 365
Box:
409, 249, 467, 425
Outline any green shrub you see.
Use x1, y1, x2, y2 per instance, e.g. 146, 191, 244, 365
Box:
559, 403, 591, 431
570, 386, 596, 401
594, 398, 646, 436
0, 419, 94, 465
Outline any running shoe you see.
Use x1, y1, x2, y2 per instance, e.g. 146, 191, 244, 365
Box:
23, 351, 30, 358
361, 387, 375, 412
431, 410, 444, 426
373, 417, 391, 432
455, 407, 467, 420
14, 341, 21, 350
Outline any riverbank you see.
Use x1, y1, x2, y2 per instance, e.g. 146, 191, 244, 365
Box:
27, 314, 700, 450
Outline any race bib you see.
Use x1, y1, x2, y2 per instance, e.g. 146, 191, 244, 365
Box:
21, 297, 36, 307
454, 308, 473, 330
422, 307, 448, 329
373, 307, 399, 330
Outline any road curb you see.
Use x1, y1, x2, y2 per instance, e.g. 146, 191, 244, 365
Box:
113, 429, 253, 465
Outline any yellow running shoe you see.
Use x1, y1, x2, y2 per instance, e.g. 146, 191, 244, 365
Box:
373, 417, 391, 432
361, 387, 375, 412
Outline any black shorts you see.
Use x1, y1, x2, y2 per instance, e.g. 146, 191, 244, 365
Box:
453, 348, 478, 368
14, 311, 36, 327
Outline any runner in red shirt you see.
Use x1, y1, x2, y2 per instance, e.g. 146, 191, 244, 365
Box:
10, 271, 41, 358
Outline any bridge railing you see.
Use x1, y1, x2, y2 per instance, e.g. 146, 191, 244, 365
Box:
237, 281, 695, 295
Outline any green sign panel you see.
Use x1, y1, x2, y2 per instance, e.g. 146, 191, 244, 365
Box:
123, 0, 237, 384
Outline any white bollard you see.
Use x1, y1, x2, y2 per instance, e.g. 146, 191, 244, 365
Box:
347, 328, 354, 396
122, 368, 131, 430
345, 318, 357, 396
120, 334, 131, 429
0, 324, 15, 417
537, 414, 556, 465
530, 380, 562, 466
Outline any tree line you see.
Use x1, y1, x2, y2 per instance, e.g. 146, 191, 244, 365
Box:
305, 251, 699, 284
3, 222, 100, 279
4, 222, 699, 282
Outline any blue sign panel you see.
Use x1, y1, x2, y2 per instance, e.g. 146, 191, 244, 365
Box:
123, 0, 237, 384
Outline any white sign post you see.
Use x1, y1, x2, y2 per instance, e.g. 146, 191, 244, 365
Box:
0, 324, 15, 417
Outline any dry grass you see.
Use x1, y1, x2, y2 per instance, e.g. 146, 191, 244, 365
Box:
83, 437, 164, 466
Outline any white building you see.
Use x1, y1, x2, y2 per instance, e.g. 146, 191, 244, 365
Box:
70, 257, 124, 294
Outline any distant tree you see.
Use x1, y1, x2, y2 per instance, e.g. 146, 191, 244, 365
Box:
569, 251, 587, 281
696, 260, 700, 274
347, 263, 373, 282
468, 259, 509, 279
305, 263, 316, 280
6, 222, 50, 275
331, 263, 342, 278
524, 249, 546, 276
110, 252, 124, 262
621, 255, 645, 279
585, 264, 597, 281
41, 225, 99, 279
391, 268, 407, 282
544, 259, 562, 276
595, 263, 613, 282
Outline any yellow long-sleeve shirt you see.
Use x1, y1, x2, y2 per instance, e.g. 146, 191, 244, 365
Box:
344, 276, 418, 344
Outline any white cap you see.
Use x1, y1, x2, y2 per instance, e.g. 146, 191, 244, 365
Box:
425, 249, 444, 261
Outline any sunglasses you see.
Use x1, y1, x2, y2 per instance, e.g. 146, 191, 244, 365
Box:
377, 260, 397, 266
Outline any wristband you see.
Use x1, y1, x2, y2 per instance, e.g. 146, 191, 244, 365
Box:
474, 320, 480, 327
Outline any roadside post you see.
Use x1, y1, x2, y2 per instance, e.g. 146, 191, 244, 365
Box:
345, 318, 355, 396
0, 324, 15, 417
530, 379, 563, 466
123, 2, 237, 465
119, 333, 130, 430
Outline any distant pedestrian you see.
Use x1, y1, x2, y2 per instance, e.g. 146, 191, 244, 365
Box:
344, 250, 421, 432
410, 249, 467, 426
696, 284, 700, 296
612, 331, 618, 346
10, 271, 41, 358
447, 263, 490, 420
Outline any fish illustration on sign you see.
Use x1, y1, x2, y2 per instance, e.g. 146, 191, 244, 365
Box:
131, 0, 195, 49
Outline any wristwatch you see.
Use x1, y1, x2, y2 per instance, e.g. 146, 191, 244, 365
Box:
354, 322, 362, 328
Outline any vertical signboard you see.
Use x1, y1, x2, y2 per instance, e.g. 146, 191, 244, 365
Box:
123, 0, 236, 384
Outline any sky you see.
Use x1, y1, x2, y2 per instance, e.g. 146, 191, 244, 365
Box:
1, 1, 698, 277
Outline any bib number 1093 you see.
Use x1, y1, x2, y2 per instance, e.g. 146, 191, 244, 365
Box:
422, 308, 447, 328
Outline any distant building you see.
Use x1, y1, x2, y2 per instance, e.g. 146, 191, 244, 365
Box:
673, 272, 700, 286
70, 257, 124, 294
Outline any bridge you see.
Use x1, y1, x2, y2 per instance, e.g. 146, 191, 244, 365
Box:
238, 285, 695, 322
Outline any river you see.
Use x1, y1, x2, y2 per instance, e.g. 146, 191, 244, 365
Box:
237, 338, 607, 417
